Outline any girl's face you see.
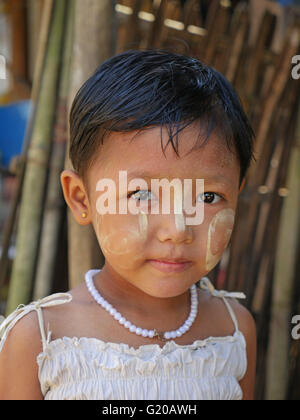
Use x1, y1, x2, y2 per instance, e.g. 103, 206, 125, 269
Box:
62, 123, 242, 298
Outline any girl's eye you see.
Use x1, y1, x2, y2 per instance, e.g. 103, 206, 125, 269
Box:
128, 190, 155, 202
197, 192, 223, 204
128, 190, 223, 204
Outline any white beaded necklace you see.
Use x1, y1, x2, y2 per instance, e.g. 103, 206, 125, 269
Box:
85, 270, 198, 342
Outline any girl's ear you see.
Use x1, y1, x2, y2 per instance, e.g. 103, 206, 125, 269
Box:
60, 169, 91, 225
239, 178, 246, 194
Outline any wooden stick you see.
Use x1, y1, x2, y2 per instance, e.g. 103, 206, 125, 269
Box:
227, 27, 299, 298
121, 0, 143, 50
265, 99, 300, 400
66, 0, 115, 290
33, 0, 74, 300
5, 0, 67, 314
0, 0, 54, 295
147, 0, 168, 48
225, 6, 249, 83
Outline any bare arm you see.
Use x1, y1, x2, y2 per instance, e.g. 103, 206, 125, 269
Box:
0, 312, 44, 400
233, 301, 257, 400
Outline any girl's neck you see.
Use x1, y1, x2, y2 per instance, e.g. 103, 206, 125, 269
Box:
93, 264, 191, 323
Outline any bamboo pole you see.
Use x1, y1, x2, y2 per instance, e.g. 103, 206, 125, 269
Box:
5, 0, 67, 315
65, 0, 116, 289
204, 2, 229, 65
225, 7, 249, 83
265, 101, 300, 400
0, 0, 54, 295
122, 0, 143, 50
26, 0, 46, 83
8, 0, 29, 101
10, 0, 27, 78
147, 0, 168, 48
226, 27, 299, 296
33, 0, 74, 300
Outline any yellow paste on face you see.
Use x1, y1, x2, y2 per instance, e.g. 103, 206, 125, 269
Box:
138, 210, 148, 240
94, 210, 149, 270
205, 208, 235, 272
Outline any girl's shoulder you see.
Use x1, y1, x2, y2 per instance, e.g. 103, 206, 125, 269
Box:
0, 284, 87, 399
0, 284, 84, 355
35, 282, 96, 341
196, 280, 257, 400
196, 279, 256, 344
0, 284, 84, 399
0, 304, 46, 399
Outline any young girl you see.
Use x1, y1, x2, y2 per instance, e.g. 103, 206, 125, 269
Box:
0, 50, 257, 400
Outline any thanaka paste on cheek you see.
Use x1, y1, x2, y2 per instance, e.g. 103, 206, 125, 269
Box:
205, 208, 235, 272
95, 212, 148, 269
138, 210, 148, 240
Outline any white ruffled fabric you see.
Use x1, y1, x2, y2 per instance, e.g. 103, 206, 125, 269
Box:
0, 273, 247, 400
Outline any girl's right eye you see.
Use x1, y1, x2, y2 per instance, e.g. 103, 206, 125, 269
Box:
128, 190, 156, 202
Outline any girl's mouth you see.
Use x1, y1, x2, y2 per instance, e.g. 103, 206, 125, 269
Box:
147, 259, 193, 273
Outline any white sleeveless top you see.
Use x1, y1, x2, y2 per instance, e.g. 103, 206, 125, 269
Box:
0, 270, 247, 400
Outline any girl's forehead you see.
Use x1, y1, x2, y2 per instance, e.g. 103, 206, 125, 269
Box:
90, 125, 239, 182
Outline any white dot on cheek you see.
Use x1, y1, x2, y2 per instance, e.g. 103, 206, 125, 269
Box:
138, 211, 148, 240
205, 209, 235, 272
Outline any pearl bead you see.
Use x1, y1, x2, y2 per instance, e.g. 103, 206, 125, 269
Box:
136, 327, 142, 335
181, 325, 188, 332
114, 313, 121, 321
109, 308, 116, 316
141, 330, 148, 337
129, 325, 137, 333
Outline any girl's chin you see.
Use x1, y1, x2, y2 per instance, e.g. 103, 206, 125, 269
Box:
139, 274, 197, 298
105, 261, 199, 296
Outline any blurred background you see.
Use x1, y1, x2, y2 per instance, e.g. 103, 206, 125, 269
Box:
0, 0, 299, 400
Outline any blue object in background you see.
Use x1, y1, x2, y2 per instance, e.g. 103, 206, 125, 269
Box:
276, 0, 293, 5
0, 100, 31, 167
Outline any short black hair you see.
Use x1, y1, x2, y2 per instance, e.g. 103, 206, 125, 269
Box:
69, 49, 255, 184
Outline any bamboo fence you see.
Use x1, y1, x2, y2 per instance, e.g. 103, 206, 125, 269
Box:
0, 0, 299, 400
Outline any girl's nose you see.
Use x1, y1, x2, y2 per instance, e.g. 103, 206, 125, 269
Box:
156, 213, 193, 244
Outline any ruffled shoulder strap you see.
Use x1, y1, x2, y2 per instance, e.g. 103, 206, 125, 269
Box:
199, 277, 246, 333
0, 293, 72, 353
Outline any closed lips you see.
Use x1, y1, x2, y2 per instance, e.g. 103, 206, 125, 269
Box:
148, 259, 193, 273
150, 259, 191, 264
